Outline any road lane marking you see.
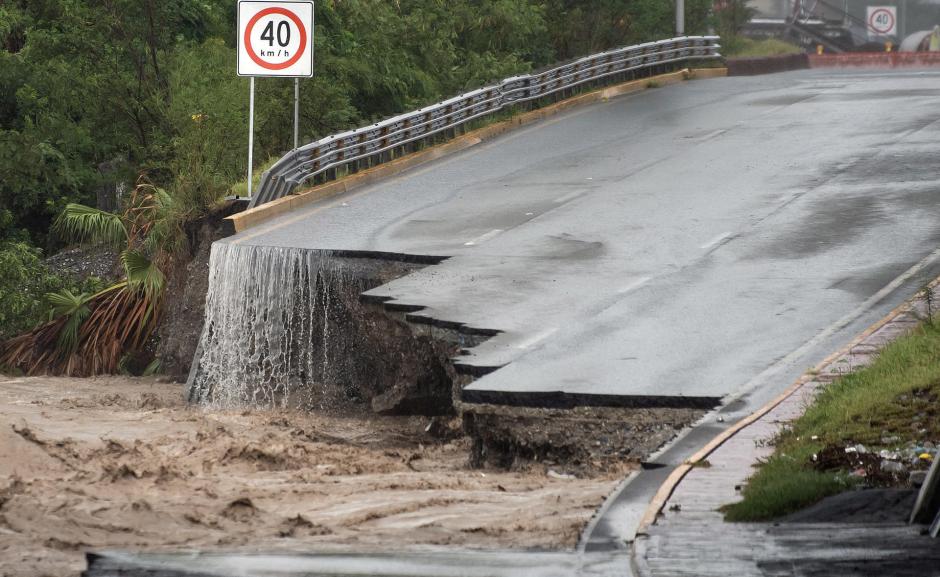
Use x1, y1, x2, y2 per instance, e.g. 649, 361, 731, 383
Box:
695, 129, 727, 142
514, 327, 559, 349
730, 244, 940, 402
464, 229, 503, 246
700, 232, 734, 251
554, 190, 586, 204
618, 276, 652, 294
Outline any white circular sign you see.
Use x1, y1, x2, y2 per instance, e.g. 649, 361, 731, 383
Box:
867, 7, 897, 37
238, 1, 314, 77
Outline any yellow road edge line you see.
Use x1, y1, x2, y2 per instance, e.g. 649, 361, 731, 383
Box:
227, 67, 728, 234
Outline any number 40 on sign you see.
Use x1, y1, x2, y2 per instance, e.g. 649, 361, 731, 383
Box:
238, 0, 314, 77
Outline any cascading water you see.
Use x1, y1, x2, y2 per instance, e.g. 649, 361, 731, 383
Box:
189, 242, 355, 409
187, 241, 459, 414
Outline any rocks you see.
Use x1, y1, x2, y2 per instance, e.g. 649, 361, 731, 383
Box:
44, 246, 122, 282
156, 202, 244, 378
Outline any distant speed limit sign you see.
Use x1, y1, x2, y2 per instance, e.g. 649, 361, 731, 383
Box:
866, 6, 897, 39
238, 1, 313, 77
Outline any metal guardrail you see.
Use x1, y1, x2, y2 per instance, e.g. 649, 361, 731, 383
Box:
249, 36, 722, 208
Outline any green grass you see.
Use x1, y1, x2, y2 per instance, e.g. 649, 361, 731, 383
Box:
722, 320, 940, 522
723, 37, 802, 58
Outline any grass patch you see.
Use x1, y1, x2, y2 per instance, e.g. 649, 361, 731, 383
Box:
724, 37, 802, 58
722, 321, 940, 522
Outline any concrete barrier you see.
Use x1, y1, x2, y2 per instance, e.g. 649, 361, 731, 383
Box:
810, 52, 940, 68
727, 53, 809, 76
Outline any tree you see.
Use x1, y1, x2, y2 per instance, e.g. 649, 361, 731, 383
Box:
0, 178, 180, 376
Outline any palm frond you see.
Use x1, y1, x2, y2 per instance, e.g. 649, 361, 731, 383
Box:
44, 289, 92, 353
55, 203, 128, 248
46, 289, 91, 318
58, 303, 90, 353
122, 250, 166, 298
141, 358, 162, 376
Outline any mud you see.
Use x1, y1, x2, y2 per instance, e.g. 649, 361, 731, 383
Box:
0, 375, 627, 577
156, 202, 244, 379
463, 403, 704, 474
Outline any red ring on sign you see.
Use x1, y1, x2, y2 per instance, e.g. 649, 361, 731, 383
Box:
868, 8, 895, 34
245, 7, 307, 71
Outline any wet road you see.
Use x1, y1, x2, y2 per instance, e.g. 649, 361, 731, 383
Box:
228, 68, 940, 408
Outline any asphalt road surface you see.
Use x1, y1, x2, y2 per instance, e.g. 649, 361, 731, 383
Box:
228, 68, 940, 409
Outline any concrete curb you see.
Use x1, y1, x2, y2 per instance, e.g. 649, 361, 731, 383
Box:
633, 274, 940, 537
727, 53, 808, 76
226, 67, 728, 234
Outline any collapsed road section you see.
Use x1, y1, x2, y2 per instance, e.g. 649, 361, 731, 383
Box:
187, 241, 707, 470
188, 243, 456, 415
189, 69, 940, 474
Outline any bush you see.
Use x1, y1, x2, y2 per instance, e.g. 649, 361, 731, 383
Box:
0, 241, 103, 340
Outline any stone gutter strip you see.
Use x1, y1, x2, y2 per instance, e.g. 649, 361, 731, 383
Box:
727, 52, 940, 77
810, 52, 940, 68
634, 273, 940, 538
225, 67, 728, 235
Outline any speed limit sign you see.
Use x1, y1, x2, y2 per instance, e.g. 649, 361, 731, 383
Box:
866, 6, 897, 39
238, 1, 314, 77
237, 1, 314, 200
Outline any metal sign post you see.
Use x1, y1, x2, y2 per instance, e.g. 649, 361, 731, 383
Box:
676, 0, 685, 36
237, 0, 314, 199
248, 77, 256, 198
294, 78, 300, 149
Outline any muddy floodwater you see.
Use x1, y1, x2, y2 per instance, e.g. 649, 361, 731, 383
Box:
0, 376, 629, 577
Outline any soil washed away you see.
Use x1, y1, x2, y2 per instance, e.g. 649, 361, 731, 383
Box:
0, 376, 627, 577
189, 243, 457, 415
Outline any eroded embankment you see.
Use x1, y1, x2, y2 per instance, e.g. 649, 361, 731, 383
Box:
188, 242, 706, 472
189, 243, 458, 415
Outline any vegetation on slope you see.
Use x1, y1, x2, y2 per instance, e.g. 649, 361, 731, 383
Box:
723, 317, 940, 521
0, 0, 716, 373
723, 37, 802, 58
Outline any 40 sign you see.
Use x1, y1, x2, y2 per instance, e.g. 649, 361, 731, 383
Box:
238, 1, 313, 77
866, 6, 897, 39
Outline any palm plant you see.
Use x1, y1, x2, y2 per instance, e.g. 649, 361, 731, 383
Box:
0, 177, 182, 376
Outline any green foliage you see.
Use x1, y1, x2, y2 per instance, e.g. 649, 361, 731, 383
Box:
45, 288, 92, 353
0, 241, 103, 340
122, 250, 165, 299
1, 0, 713, 250
1, 0, 714, 339
543, 0, 712, 58
57, 180, 178, 303
724, 37, 801, 58
716, 0, 756, 38
724, 322, 940, 521
0, 0, 233, 248
55, 204, 127, 249
721, 448, 853, 522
